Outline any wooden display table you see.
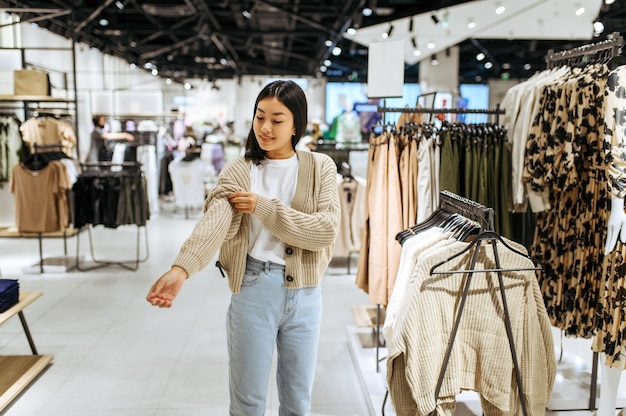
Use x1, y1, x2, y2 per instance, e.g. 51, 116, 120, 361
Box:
0, 292, 53, 411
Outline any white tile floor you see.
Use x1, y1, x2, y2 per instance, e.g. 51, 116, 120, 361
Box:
0, 204, 623, 415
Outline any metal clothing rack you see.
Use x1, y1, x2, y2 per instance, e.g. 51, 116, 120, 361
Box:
370, 106, 507, 376
74, 162, 149, 271
382, 191, 542, 416
545, 31, 624, 69
377, 104, 506, 125
21, 142, 78, 273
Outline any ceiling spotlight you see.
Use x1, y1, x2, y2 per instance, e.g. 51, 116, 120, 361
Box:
165, 78, 172, 85
431, 54, 439, 66
409, 17, 414, 32
115, 1, 124, 9
325, 39, 333, 47
324, 59, 331, 66
468, 19, 476, 29
320, 66, 327, 72
362, 7, 373, 16
99, 18, 109, 26
242, 10, 252, 19
332, 46, 342, 56
484, 61, 493, 69
576, 6, 585, 15
427, 41, 435, 49
606, 0, 615, 4
151, 68, 159, 76
413, 49, 421, 57
184, 82, 192, 90
346, 27, 356, 35
594, 21, 605, 34
476, 52, 485, 61
386, 24, 394, 37
431, 14, 440, 25
524, 63, 532, 70
411, 37, 417, 49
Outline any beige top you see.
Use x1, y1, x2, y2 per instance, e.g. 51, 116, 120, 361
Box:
173, 150, 341, 293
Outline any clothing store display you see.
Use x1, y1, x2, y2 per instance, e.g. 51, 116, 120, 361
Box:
355, 131, 404, 305
336, 110, 362, 143
333, 172, 366, 258
521, 63, 611, 338
10, 160, 71, 233
72, 165, 150, 229
592, 65, 626, 369
19, 116, 76, 157
0, 115, 26, 183
168, 157, 209, 211
387, 237, 555, 416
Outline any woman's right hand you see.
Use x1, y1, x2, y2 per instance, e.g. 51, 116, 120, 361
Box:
146, 266, 188, 308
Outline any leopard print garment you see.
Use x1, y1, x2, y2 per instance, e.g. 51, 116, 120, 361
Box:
524, 63, 610, 338
592, 66, 626, 369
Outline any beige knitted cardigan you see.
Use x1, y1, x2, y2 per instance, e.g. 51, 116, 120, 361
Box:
387, 238, 556, 416
173, 150, 341, 293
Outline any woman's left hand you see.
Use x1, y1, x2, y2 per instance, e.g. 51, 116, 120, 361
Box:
228, 191, 258, 214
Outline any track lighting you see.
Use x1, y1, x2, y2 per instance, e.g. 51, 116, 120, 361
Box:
409, 17, 414, 33
431, 14, 440, 25
411, 37, 417, 49
431, 54, 439, 66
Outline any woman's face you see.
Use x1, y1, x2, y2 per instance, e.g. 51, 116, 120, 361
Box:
253, 97, 296, 160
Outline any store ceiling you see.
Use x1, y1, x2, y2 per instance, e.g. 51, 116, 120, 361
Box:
0, 0, 624, 84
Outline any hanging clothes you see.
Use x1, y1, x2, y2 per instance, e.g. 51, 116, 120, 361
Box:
592, 65, 626, 369
0, 114, 27, 183
522, 63, 611, 338
355, 130, 408, 305
10, 159, 71, 233
73, 166, 150, 229
386, 235, 556, 416
19, 116, 76, 157
334, 170, 367, 258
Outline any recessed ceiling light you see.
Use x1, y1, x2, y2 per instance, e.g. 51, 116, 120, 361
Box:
576, 7, 585, 15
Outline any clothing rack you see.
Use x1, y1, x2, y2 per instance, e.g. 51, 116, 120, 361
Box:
383, 191, 540, 416
546, 31, 624, 69
74, 161, 149, 271
31, 142, 74, 273
540, 33, 624, 413
377, 104, 506, 124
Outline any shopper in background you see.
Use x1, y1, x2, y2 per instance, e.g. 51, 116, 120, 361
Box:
146, 80, 341, 416
87, 114, 134, 162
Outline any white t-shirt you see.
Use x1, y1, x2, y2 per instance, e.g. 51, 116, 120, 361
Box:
249, 154, 299, 264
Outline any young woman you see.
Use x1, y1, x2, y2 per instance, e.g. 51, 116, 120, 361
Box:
147, 80, 341, 415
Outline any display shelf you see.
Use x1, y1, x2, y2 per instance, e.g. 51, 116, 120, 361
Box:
0, 292, 53, 412
0, 95, 72, 102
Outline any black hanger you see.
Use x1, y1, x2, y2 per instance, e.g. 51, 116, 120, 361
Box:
23, 153, 48, 171
429, 230, 544, 275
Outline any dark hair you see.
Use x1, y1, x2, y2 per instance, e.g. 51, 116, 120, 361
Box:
244, 80, 307, 164
92, 115, 104, 126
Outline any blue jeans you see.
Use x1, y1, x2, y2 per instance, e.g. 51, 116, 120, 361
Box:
226, 255, 322, 416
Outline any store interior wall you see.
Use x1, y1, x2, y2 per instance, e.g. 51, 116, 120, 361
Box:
0, 18, 508, 228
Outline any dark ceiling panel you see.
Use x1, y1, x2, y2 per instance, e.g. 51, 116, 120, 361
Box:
0, 0, 624, 84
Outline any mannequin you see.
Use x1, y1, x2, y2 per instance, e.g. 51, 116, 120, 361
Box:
600, 195, 626, 416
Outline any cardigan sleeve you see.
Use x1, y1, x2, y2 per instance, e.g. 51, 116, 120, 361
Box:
172, 160, 246, 277
252, 153, 341, 251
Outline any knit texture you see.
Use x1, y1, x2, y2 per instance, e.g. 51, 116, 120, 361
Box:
173, 150, 341, 293
387, 238, 556, 416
